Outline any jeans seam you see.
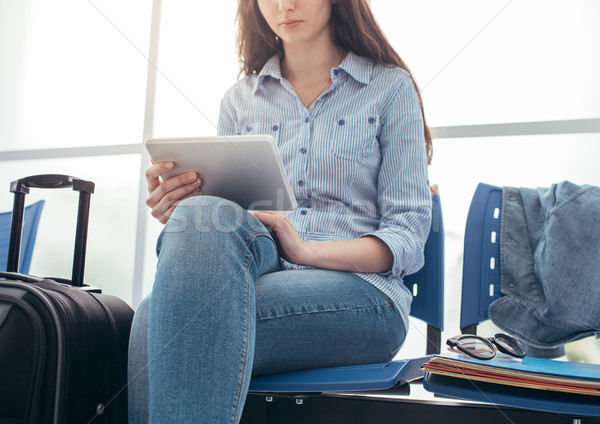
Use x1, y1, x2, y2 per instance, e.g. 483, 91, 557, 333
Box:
246, 231, 272, 248
257, 302, 395, 322
233, 229, 277, 421
548, 185, 594, 215
232, 251, 254, 423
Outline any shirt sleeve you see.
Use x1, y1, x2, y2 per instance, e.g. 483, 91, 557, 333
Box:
362, 74, 432, 278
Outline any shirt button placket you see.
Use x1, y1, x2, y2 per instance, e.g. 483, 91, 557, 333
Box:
298, 116, 310, 210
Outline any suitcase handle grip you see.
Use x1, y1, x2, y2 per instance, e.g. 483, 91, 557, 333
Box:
10, 174, 95, 195
7, 174, 95, 287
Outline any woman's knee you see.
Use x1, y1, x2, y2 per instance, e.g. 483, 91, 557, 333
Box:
153, 195, 273, 295
162, 195, 265, 245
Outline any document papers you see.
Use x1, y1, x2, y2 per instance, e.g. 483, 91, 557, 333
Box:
421, 352, 600, 397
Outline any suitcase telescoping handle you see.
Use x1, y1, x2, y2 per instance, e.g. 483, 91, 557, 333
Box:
7, 174, 95, 287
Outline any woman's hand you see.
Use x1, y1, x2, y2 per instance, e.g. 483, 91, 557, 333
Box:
248, 210, 309, 264
250, 210, 394, 273
145, 162, 202, 224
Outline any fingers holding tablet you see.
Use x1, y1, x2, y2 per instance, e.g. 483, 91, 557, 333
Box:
145, 162, 202, 224
145, 161, 173, 193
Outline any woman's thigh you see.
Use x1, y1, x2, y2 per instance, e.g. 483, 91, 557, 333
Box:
252, 269, 406, 376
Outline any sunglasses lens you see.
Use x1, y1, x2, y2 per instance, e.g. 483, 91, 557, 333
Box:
494, 333, 527, 357
457, 336, 495, 359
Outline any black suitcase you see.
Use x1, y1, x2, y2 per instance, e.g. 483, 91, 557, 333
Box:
0, 175, 134, 423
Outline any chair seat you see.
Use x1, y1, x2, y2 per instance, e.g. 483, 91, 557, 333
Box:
249, 356, 431, 393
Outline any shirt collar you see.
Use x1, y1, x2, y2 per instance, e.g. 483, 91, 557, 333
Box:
252, 50, 373, 94
253, 55, 283, 95
335, 51, 372, 85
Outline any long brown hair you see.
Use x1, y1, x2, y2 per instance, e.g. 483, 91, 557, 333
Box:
236, 0, 432, 164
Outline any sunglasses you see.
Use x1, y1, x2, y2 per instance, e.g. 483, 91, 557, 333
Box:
446, 333, 527, 360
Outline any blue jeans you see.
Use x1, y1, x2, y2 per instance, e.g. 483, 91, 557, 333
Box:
128, 196, 406, 423
492, 181, 600, 358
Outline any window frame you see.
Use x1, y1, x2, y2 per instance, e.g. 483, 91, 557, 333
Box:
1, 0, 599, 308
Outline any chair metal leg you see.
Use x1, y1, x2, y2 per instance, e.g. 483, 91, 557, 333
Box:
426, 325, 441, 355
461, 324, 478, 335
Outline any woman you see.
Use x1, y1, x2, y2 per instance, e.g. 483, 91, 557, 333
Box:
129, 0, 432, 422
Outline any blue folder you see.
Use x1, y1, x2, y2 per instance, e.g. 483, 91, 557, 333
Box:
423, 354, 600, 416
424, 373, 600, 416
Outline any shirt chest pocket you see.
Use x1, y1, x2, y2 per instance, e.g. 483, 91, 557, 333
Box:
330, 113, 379, 160
240, 122, 281, 143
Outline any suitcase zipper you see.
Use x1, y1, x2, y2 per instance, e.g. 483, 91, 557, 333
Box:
0, 283, 66, 424
0, 293, 47, 423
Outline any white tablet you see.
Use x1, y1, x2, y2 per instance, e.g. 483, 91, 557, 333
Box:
145, 135, 298, 211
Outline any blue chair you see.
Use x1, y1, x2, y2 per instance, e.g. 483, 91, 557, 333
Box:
249, 192, 444, 393
0, 200, 45, 274
426, 183, 600, 418
405, 191, 444, 355
460, 183, 502, 335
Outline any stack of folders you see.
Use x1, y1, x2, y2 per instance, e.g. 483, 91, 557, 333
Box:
421, 352, 600, 416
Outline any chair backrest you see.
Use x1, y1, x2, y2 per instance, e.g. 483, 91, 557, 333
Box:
0, 200, 45, 274
404, 192, 444, 353
460, 183, 502, 333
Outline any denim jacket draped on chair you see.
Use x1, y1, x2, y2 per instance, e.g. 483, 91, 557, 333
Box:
489, 181, 600, 358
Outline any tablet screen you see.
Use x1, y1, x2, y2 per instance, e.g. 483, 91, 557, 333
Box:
145, 135, 298, 211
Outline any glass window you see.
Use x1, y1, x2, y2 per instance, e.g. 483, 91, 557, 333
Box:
426, 134, 598, 355
395, 133, 600, 359
372, 0, 600, 126
5, 1, 597, 361
0, 0, 152, 151
153, 2, 239, 138
0, 155, 142, 305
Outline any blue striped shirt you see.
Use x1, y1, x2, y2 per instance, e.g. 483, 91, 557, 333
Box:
217, 51, 431, 329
